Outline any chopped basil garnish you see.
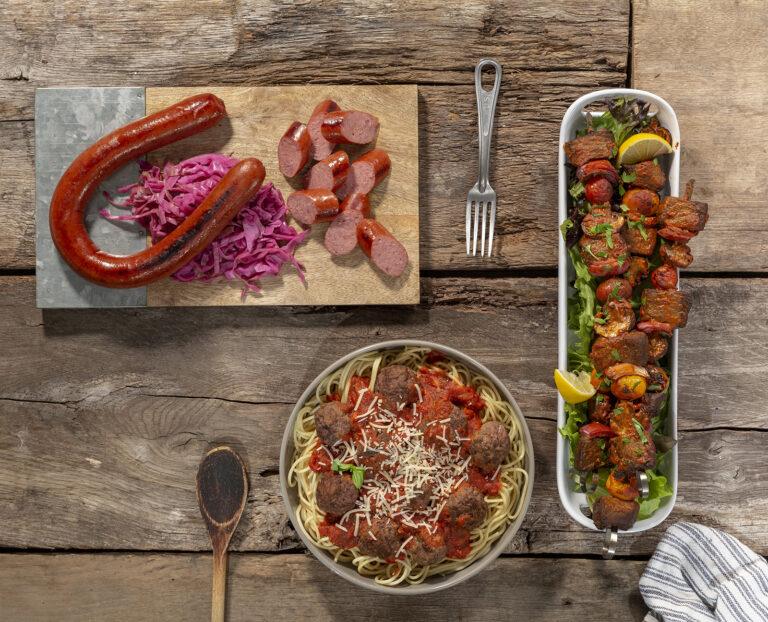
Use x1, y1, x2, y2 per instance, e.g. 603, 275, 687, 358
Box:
631, 418, 648, 444
622, 438, 631, 444
621, 171, 637, 184
611, 349, 622, 361
634, 448, 644, 456
606, 230, 614, 249
613, 407, 624, 415
593, 316, 607, 325
597, 439, 606, 451
332, 459, 366, 489
584, 244, 599, 260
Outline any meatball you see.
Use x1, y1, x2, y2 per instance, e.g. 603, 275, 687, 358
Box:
408, 528, 447, 566
357, 517, 402, 560
470, 421, 510, 473
374, 365, 419, 406
448, 404, 468, 432
315, 472, 359, 516
443, 486, 487, 530
314, 401, 350, 446
407, 483, 433, 510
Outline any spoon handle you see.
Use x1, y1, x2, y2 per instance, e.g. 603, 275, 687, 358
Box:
212, 547, 227, 622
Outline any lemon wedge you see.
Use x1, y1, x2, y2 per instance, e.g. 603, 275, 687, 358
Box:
617, 133, 674, 166
554, 369, 596, 404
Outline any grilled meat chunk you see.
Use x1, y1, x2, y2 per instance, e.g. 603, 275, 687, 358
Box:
640, 391, 666, 417
660, 242, 693, 268
589, 395, 614, 425
609, 431, 657, 474
563, 129, 615, 167
660, 196, 709, 232
582, 206, 624, 236
641, 289, 693, 330
579, 233, 629, 278
590, 331, 650, 372
624, 160, 666, 193
609, 400, 649, 437
593, 496, 640, 530
624, 223, 657, 257
574, 433, 609, 472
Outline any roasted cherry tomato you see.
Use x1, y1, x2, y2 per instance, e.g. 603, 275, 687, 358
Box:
585, 177, 614, 204
652, 264, 678, 290
611, 375, 647, 400
596, 277, 632, 303
621, 188, 659, 216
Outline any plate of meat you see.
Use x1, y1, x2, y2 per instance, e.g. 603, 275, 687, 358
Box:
556, 89, 709, 554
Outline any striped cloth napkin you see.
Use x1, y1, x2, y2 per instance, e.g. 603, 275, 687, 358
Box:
640, 522, 768, 621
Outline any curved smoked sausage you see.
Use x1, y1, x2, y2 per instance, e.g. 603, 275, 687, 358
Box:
49, 93, 266, 288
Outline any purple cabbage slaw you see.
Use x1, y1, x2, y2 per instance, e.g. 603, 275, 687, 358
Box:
100, 154, 308, 298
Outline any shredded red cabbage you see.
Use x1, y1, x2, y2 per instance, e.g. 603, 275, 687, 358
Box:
100, 154, 308, 298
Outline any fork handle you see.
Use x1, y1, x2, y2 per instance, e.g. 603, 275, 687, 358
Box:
475, 58, 501, 192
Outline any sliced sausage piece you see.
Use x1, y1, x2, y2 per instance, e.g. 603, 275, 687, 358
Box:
336, 149, 391, 200
339, 193, 371, 217
357, 219, 408, 277
325, 211, 365, 256
307, 99, 340, 161
304, 150, 350, 191
321, 110, 380, 144
287, 189, 340, 226
592, 496, 639, 530
277, 121, 311, 177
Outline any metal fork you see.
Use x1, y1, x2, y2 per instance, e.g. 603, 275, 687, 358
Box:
466, 58, 502, 256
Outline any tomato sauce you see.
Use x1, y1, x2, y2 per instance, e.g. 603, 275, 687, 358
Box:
468, 466, 502, 496
318, 517, 358, 549
442, 523, 471, 559
309, 441, 332, 472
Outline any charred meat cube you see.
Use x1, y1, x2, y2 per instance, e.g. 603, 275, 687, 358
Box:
640, 391, 666, 417
660, 196, 709, 232
563, 129, 615, 167
660, 242, 693, 268
582, 206, 624, 236
593, 496, 640, 530
648, 333, 670, 362
589, 395, 614, 425
574, 433, 609, 472
609, 400, 649, 437
624, 160, 666, 193
609, 432, 657, 474
641, 289, 693, 330
590, 331, 650, 372
579, 233, 629, 278
624, 222, 657, 257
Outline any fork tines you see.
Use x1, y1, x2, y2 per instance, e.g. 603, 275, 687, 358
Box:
465, 198, 496, 256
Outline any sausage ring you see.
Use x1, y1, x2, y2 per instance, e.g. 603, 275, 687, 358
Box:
49, 93, 266, 288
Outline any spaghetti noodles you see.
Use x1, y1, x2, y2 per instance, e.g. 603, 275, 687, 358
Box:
287, 346, 529, 586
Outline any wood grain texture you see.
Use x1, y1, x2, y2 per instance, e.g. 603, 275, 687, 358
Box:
1, 276, 767, 554
142, 85, 419, 305
0, 553, 648, 621
633, 0, 768, 271
0, 0, 631, 271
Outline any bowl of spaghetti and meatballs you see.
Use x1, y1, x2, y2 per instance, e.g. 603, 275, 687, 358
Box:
279, 340, 534, 594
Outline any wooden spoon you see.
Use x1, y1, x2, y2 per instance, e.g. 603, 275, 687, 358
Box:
196, 446, 248, 622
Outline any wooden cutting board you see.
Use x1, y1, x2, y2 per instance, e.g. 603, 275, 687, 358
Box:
144, 85, 419, 306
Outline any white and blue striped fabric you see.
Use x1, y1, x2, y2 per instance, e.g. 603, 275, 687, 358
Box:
641, 522, 768, 622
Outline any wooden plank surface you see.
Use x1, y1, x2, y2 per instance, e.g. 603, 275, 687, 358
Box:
1, 276, 766, 555
633, 0, 768, 271
143, 85, 419, 306
0, 0, 631, 272
0, 553, 647, 621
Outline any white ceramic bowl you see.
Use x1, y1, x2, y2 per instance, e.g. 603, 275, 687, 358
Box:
279, 339, 535, 594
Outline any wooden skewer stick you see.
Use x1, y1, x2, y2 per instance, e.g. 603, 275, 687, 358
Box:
196, 446, 248, 622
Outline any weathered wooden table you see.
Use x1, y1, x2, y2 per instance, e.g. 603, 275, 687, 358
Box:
1, 1, 766, 619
